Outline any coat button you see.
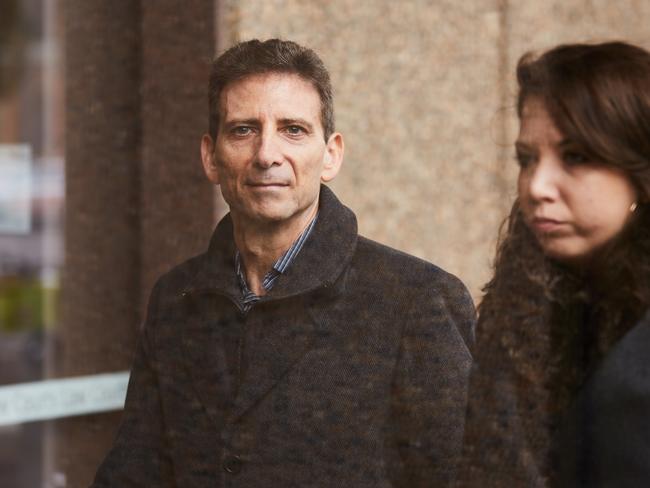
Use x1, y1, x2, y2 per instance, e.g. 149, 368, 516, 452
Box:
222, 455, 242, 474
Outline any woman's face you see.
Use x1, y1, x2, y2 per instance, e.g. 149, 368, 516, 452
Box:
516, 97, 638, 266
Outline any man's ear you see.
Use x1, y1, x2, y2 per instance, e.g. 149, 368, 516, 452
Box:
200, 134, 220, 184
321, 132, 344, 183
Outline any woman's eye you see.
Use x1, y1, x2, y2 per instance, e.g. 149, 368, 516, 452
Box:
563, 150, 589, 165
515, 151, 534, 168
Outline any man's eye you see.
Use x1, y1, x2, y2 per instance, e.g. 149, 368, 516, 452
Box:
232, 126, 253, 136
285, 125, 306, 136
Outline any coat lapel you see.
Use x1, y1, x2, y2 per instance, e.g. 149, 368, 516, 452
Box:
229, 299, 320, 422
178, 214, 241, 428
180, 296, 240, 429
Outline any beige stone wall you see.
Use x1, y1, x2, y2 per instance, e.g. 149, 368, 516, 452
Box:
217, 0, 650, 299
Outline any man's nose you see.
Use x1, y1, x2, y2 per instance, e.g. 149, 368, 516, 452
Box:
255, 132, 283, 168
525, 159, 561, 202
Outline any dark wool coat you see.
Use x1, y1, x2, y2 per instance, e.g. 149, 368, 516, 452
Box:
553, 310, 650, 487
459, 308, 650, 488
91, 186, 475, 488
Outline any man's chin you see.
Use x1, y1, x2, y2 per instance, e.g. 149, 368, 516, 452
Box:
234, 205, 295, 225
230, 199, 318, 229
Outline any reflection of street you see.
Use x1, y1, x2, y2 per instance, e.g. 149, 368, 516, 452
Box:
0, 156, 64, 470
1, 0, 65, 483
0, 153, 62, 486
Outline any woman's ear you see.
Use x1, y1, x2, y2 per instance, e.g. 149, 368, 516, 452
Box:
201, 134, 220, 184
321, 132, 344, 182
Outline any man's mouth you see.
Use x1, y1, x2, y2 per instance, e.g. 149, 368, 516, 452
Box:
247, 182, 289, 187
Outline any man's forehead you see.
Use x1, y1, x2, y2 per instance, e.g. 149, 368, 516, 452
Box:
219, 72, 321, 116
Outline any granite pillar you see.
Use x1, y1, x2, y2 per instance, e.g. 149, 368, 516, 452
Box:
140, 0, 216, 303
56, 1, 216, 486
57, 1, 142, 486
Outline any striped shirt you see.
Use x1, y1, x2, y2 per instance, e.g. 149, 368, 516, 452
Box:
235, 213, 318, 313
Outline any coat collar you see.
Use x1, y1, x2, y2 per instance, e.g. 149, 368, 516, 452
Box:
181, 185, 358, 426
185, 185, 358, 301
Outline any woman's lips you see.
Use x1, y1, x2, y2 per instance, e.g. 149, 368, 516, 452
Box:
530, 217, 568, 233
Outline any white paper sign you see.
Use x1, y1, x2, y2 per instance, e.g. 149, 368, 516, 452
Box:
0, 371, 130, 426
0, 144, 32, 234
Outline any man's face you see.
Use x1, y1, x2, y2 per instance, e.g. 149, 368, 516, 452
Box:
201, 73, 343, 229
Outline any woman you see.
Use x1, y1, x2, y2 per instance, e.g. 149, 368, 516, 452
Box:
459, 42, 650, 487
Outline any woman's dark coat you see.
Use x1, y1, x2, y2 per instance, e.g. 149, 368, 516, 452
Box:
460, 308, 650, 487
554, 310, 650, 487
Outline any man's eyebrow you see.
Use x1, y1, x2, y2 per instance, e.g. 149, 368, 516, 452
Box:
222, 118, 259, 129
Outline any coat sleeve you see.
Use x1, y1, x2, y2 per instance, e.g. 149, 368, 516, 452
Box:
90, 281, 175, 488
388, 272, 476, 487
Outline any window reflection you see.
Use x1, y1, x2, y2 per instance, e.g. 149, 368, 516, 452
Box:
0, 0, 64, 486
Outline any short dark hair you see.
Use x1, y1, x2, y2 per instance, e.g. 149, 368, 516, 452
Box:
208, 38, 334, 141
516, 41, 650, 199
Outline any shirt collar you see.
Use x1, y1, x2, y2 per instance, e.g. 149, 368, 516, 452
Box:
182, 185, 358, 302
235, 212, 319, 302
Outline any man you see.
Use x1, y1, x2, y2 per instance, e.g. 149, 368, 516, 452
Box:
92, 39, 475, 487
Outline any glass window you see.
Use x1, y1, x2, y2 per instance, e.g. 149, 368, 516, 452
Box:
0, 0, 64, 486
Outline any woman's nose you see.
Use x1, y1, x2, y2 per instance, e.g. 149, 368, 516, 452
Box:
523, 158, 561, 203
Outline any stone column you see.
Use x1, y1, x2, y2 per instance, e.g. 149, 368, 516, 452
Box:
55, 1, 216, 486
57, 1, 142, 486
140, 0, 217, 304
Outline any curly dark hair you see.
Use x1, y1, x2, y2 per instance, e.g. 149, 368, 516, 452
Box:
460, 41, 650, 486
488, 40, 650, 368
